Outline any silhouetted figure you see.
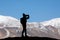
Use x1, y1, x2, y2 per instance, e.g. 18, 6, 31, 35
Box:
20, 13, 29, 37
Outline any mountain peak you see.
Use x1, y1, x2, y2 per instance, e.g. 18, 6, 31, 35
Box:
41, 18, 60, 28
0, 15, 20, 28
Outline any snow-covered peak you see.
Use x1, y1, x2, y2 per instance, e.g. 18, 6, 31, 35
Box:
41, 18, 60, 28
0, 15, 20, 28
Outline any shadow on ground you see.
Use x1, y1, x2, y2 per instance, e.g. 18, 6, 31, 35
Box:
1, 37, 58, 40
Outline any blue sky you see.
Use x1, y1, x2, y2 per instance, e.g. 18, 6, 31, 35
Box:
0, 0, 60, 22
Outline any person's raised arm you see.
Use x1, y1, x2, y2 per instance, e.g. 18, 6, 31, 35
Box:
26, 15, 30, 19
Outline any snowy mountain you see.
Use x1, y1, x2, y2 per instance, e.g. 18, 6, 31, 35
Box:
41, 18, 60, 28
0, 15, 60, 39
0, 15, 20, 28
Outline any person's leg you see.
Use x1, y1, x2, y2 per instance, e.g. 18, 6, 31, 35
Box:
25, 24, 27, 37
21, 25, 25, 37
22, 23, 27, 37
25, 28, 27, 36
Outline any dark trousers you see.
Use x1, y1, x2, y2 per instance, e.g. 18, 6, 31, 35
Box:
22, 24, 27, 37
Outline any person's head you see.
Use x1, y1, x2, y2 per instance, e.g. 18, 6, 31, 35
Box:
23, 13, 26, 17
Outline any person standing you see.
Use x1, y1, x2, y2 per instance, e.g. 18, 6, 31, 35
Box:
20, 13, 29, 37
